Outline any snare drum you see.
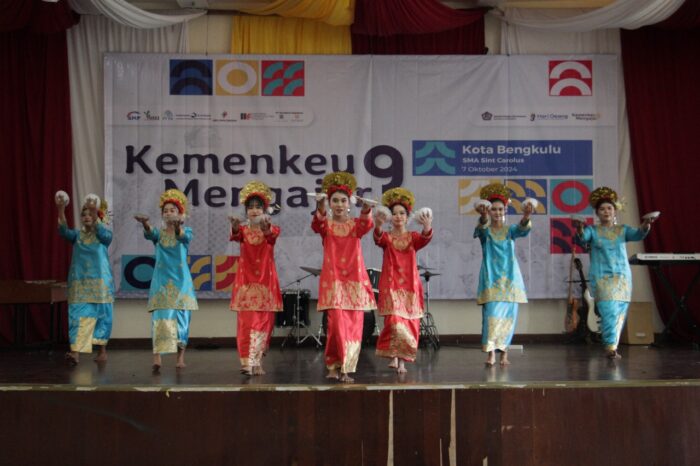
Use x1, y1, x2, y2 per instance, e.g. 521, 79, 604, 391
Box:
277, 289, 311, 327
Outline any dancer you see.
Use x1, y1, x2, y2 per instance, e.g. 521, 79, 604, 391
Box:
373, 187, 433, 374
229, 181, 282, 376
573, 186, 657, 359
474, 183, 534, 367
134, 189, 198, 372
56, 191, 113, 365
312, 172, 376, 383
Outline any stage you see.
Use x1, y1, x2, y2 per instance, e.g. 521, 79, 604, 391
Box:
2, 343, 700, 465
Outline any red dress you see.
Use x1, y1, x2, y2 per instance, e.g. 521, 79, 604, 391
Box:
374, 229, 432, 362
230, 225, 282, 367
312, 213, 376, 373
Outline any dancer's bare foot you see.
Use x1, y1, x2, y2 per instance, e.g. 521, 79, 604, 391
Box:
152, 354, 162, 373
176, 348, 186, 368
326, 368, 340, 380
65, 351, 79, 366
499, 352, 510, 366
388, 357, 399, 369
397, 360, 407, 374
339, 373, 354, 383
252, 366, 266, 376
485, 351, 495, 367
606, 350, 622, 360
94, 346, 107, 362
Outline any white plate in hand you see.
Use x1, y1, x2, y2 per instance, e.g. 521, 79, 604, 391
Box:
642, 211, 661, 220
570, 215, 587, 224
473, 199, 491, 210
357, 197, 378, 206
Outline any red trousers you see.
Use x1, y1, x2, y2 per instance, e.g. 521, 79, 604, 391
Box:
324, 309, 364, 373
375, 315, 420, 362
236, 311, 275, 367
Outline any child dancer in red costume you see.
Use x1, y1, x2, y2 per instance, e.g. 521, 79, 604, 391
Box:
229, 181, 283, 376
312, 172, 376, 383
373, 187, 433, 374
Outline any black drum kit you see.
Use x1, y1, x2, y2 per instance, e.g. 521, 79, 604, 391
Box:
279, 264, 441, 350
279, 266, 323, 348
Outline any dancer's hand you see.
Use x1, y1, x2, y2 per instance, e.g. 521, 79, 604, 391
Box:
228, 215, 241, 232
134, 214, 149, 225
260, 215, 272, 233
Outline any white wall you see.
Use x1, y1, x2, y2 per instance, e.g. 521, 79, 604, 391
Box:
108, 14, 662, 339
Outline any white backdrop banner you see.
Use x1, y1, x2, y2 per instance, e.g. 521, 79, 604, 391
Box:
104, 53, 617, 300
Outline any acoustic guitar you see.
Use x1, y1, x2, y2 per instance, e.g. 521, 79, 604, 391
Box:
573, 258, 598, 333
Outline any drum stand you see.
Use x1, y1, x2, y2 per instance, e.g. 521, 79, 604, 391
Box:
281, 273, 322, 348
420, 269, 440, 350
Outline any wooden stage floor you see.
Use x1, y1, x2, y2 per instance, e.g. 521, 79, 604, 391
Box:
2, 343, 700, 466
1, 343, 699, 388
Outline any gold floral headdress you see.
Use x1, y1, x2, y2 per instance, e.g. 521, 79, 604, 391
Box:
382, 187, 415, 213
159, 189, 188, 215
589, 186, 620, 210
479, 183, 511, 205
240, 180, 273, 209
97, 199, 111, 224
321, 171, 357, 198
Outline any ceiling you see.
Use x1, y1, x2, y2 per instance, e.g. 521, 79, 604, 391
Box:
126, 0, 615, 13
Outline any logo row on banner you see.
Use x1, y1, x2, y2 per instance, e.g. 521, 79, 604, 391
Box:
458, 178, 594, 216
167, 58, 592, 98
170, 59, 305, 97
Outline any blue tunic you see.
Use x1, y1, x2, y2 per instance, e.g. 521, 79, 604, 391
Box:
575, 224, 648, 302
58, 223, 114, 304
145, 227, 198, 312
474, 221, 531, 305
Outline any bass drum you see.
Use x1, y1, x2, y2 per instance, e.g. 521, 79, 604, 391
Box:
321, 310, 376, 346
276, 290, 311, 327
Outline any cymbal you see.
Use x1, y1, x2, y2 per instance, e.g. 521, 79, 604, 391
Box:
421, 270, 441, 278
417, 265, 435, 270
300, 266, 322, 276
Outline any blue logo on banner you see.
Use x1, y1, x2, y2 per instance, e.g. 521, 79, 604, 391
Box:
121, 255, 155, 291
413, 140, 593, 177
121, 255, 215, 292
170, 60, 213, 95
413, 141, 457, 175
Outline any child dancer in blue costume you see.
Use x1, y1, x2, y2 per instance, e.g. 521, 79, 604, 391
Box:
474, 183, 534, 367
135, 189, 198, 372
56, 191, 114, 365
574, 186, 657, 359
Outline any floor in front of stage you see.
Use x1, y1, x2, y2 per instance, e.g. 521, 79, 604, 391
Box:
2, 343, 700, 388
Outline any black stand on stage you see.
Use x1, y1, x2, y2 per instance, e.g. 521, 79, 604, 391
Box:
419, 266, 440, 350
280, 267, 322, 348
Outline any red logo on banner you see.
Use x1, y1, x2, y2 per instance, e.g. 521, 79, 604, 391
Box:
550, 217, 593, 254
549, 60, 592, 96
215, 256, 238, 292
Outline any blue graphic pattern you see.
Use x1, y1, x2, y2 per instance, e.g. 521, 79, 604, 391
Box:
170, 60, 213, 95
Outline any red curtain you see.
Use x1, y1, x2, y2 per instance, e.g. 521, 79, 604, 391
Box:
621, 3, 700, 342
352, 0, 486, 36
0, 0, 77, 345
352, 18, 486, 55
